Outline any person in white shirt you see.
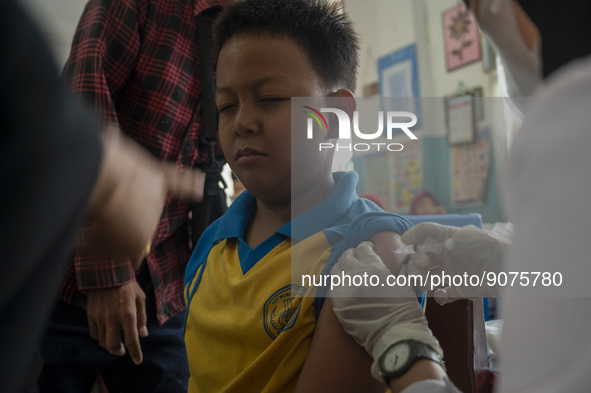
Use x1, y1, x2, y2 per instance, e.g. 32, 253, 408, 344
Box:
330, 1, 591, 392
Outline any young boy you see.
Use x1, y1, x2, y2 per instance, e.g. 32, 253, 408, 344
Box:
184, 1, 418, 391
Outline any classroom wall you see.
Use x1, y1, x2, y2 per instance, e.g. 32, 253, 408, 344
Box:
26, 0, 510, 222
347, 0, 508, 223
21, 0, 87, 68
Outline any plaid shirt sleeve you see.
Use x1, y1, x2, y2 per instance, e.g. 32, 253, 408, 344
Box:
62, 0, 145, 290
62, 0, 143, 128
59, 0, 225, 313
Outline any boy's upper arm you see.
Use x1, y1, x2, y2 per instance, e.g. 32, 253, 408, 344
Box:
369, 231, 407, 274
295, 296, 388, 393
295, 214, 411, 391
329, 211, 413, 276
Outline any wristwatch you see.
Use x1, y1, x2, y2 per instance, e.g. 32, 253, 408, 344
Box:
379, 339, 444, 384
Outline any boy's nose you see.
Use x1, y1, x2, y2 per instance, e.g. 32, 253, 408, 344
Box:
233, 108, 260, 136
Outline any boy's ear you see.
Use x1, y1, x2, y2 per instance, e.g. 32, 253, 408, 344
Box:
326, 89, 357, 140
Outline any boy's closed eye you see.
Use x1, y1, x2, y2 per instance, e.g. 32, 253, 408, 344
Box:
217, 104, 235, 113
217, 97, 288, 113
259, 97, 289, 103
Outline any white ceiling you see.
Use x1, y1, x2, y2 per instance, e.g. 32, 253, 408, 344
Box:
21, 0, 89, 68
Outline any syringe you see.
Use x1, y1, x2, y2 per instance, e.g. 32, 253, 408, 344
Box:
393, 237, 451, 255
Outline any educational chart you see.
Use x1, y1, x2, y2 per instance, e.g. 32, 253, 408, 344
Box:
363, 152, 391, 208
391, 139, 423, 212
361, 139, 423, 213
451, 127, 491, 206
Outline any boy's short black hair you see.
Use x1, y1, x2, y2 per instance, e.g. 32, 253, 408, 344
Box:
214, 0, 360, 92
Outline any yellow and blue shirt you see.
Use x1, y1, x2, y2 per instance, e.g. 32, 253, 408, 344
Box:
184, 171, 414, 393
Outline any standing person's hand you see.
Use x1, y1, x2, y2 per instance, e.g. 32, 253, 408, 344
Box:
85, 130, 206, 268
87, 281, 148, 364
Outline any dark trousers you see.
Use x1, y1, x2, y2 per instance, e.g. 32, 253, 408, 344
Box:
38, 299, 188, 393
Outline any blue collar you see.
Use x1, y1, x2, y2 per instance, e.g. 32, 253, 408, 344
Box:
291, 171, 359, 241
211, 171, 359, 243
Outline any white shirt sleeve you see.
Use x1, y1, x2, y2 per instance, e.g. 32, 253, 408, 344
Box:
499, 55, 591, 393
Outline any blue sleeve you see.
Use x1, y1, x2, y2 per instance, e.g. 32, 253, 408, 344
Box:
335, 212, 414, 259
315, 212, 417, 315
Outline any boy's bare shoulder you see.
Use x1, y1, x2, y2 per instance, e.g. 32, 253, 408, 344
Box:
369, 231, 407, 274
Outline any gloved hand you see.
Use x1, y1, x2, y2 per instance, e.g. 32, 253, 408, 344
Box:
401, 223, 509, 304
330, 242, 443, 381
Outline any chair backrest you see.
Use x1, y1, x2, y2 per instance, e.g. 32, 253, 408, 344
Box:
404, 214, 491, 393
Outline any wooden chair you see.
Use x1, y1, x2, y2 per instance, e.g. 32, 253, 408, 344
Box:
425, 298, 491, 393
404, 214, 491, 393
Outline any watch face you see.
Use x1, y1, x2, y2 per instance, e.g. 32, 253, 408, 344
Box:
383, 342, 410, 373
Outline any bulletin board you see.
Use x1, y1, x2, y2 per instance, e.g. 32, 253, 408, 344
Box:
446, 94, 476, 145
450, 127, 492, 206
354, 131, 502, 223
377, 44, 422, 129
353, 97, 504, 223
421, 132, 502, 223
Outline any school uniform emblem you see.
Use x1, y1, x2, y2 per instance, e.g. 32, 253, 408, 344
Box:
263, 284, 307, 339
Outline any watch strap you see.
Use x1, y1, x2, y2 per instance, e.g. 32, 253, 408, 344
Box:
380, 339, 444, 384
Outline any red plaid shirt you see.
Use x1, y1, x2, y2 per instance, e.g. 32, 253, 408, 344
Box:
59, 0, 224, 324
